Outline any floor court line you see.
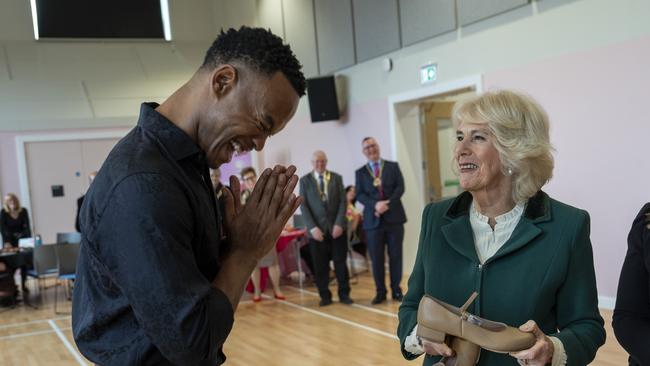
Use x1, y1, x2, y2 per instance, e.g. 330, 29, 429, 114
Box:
0, 315, 70, 329
286, 286, 399, 318
48, 319, 88, 366
0, 327, 71, 341
261, 294, 399, 340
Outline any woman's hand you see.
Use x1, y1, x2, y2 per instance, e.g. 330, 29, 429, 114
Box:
510, 320, 554, 365
422, 339, 454, 358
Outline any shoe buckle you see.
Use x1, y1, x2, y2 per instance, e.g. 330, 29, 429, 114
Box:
466, 314, 483, 327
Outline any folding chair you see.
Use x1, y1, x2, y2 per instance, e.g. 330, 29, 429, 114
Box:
54, 243, 79, 314
26, 244, 59, 305
56, 232, 81, 244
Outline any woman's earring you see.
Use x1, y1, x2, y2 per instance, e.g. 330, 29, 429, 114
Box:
506, 168, 513, 176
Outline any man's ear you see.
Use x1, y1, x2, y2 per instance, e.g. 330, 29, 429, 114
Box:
211, 64, 238, 98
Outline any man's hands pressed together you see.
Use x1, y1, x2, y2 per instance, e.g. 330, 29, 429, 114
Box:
213, 165, 302, 309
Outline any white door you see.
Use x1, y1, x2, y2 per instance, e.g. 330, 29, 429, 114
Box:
25, 138, 119, 243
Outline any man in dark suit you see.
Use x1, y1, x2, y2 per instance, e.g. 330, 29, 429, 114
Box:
299, 150, 353, 306
355, 137, 407, 304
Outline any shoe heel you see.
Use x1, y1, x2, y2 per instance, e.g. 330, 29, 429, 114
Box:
417, 325, 446, 343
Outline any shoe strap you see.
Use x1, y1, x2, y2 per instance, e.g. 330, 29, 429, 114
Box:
459, 291, 478, 313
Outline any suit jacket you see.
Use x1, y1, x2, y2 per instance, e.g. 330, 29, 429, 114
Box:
299, 171, 347, 238
355, 159, 407, 230
397, 191, 605, 366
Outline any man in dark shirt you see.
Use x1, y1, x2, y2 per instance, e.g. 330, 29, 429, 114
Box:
72, 27, 305, 366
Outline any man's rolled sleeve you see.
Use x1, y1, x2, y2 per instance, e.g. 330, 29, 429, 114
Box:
92, 173, 233, 365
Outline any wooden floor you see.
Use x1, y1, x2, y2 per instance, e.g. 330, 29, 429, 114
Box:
0, 273, 628, 366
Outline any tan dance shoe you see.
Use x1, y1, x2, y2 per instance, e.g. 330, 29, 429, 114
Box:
433, 337, 481, 366
417, 292, 536, 354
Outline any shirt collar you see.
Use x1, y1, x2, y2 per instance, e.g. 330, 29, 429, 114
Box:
470, 201, 525, 224
137, 102, 202, 162
367, 159, 382, 167
313, 170, 327, 179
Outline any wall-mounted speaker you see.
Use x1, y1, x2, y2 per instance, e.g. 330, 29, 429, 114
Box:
306, 76, 340, 122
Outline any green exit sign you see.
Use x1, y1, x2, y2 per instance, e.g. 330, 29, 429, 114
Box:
420, 63, 438, 84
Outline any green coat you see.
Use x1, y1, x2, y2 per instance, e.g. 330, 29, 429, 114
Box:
397, 191, 605, 366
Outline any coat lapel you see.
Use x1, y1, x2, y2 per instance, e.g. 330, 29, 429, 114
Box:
441, 192, 479, 263
442, 216, 480, 263
487, 191, 551, 262
486, 219, 542, 263
441, 191, 551, 264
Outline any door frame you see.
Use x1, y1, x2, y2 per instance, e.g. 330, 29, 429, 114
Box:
386, 74, 483, 201
387, 74, 483, 160
16, 129, 130, 216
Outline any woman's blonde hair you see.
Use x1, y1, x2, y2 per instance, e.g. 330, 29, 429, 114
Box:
2, 193, 22, 213
452, 90, 554, 203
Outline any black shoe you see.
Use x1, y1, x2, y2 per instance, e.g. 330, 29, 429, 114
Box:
339, 296, 354, 305
371, 294, 386, 305
319, 298, 333, 307
392, 293, 403, 302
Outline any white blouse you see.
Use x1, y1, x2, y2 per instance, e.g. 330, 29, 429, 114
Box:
470, 201, 525, 264
404, 202, 567, 365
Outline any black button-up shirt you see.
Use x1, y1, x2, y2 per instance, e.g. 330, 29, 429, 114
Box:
72, 103, 234, 366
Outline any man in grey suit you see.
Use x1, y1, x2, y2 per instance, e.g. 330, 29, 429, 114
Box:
299, 150, 353, 306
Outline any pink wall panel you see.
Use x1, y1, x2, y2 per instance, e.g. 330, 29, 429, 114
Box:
481, 35, 650, 298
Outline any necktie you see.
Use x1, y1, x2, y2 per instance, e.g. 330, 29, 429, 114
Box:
319, 174, 325, 201
373, 162, 384, 199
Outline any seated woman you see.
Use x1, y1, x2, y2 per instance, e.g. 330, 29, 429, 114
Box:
613, 203, 650, 365
1, 193, 32, 293
397, 90, 605, 366
345, 185, 366, 257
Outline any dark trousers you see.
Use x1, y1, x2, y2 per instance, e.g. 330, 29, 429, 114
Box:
299, 244, 315, 276
309, 233, 350, 301
366, 224, 404, 296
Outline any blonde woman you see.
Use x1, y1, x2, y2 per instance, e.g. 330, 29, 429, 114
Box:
397, 91, 605, 366
1, 194, 31, 249
1, 193, 32, 293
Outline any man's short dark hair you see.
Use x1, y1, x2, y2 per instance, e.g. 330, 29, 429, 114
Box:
362, 137, 374, 144
240, 166, 257, 178
202, 26, 306, 97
